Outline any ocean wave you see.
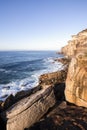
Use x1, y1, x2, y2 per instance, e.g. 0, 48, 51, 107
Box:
43, 57, 63, 72
43, 57, 54, 63
0, 75, 39, 101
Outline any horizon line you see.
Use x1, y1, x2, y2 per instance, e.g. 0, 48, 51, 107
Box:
0, 49, 60, 52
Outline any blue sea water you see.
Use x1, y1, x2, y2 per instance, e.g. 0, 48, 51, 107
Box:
0, 51, 63, 100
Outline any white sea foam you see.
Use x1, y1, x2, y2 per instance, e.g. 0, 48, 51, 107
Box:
0, 69, 6, 72
0, 76, 39, 101
0, 69, 14, 74
43, 57, 63, 72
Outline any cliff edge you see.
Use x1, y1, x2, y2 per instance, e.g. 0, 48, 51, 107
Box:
61, 29, 87, 57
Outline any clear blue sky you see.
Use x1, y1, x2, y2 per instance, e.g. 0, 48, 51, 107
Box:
0, 0, 87, 50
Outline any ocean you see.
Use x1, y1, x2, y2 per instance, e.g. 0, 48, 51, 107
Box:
0, 51, 63, 101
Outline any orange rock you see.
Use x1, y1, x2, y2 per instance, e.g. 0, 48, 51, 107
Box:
65, 46, 87, 107
61, 29, 87, 57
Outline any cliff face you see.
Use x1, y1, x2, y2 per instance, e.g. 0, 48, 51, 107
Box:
64, 29, 87, 107
65, 53, 87, 107
62, 29, 87, 57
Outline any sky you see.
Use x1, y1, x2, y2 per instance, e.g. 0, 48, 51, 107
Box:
0, 0, 87, 50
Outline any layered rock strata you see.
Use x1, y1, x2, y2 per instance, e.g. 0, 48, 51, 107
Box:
61, 29, 87, 57
65, 52, 87, 107
39, 68, 67, 87
63, 29, 87, 107
0, 86, 41, 112
1, 86, 56, 130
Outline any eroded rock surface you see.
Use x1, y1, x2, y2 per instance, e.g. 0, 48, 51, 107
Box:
65, 52, 87, 107
63, 29, 87, 107
61, 29, 87, 57
0, 86, 41, 112
39, 69, 67, 87
1, 86, 56, 130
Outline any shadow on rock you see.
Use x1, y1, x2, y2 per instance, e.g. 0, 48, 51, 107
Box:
28, 103, 87, 130
0, 116, 6, 130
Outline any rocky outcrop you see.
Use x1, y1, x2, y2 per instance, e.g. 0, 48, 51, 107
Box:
1, 86, 56, 130
64, 29, 87, 107
54, 57, 71, 65
61, 29, 87, 57
39, 69, 67, 87
39, 65, 68, 101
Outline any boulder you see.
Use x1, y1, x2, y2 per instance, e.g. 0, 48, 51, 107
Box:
1, 86, 56, 130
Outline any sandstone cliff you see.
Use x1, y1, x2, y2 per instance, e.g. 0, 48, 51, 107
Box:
63, 29, 87, 107
61, 29, 87, 57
